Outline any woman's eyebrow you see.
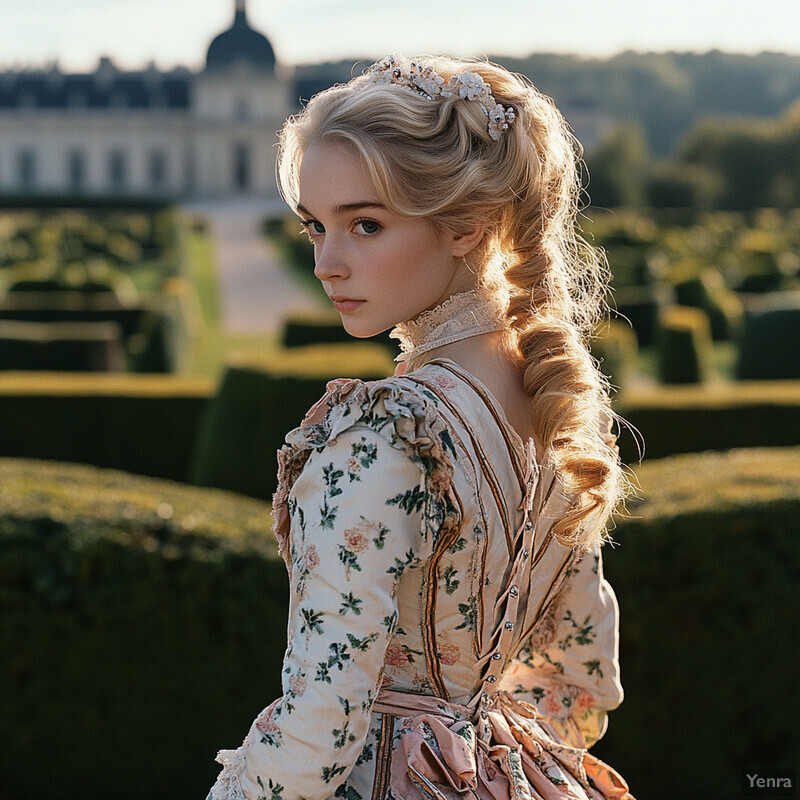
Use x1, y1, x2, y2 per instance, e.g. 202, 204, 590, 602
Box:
296, 201, 386, 217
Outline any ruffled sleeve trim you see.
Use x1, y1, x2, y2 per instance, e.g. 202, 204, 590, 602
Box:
271, 376, 457, 567
206, 746, 247, 800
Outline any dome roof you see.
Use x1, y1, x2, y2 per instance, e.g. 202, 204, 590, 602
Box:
205, 1, 276, 73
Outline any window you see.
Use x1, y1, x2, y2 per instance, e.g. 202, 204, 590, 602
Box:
18, 149, 36, 190
149, 149, 167, 190
68, 149, 86, 193
233, 142, 250, 191
108, 150, 127, 192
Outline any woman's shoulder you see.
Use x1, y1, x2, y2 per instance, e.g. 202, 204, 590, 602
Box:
272, 373, 459, 561
285, 372, 452, 452
275, 373, 456, 502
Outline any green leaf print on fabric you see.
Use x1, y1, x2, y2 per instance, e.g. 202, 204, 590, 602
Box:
559, 610, 596, 648
455, 595, 478, 631
321, 763, 347, 784
332, 696, 357, 749
347, 438, 378, 482
256, 776, 284, 800
339, 592, 362, 615
315, 641, 352, 683
584, 659, 605, 678
346, 631, 379, 652
442, 564, 460, 594
337, 544, 362, 576
387, 484, 427, 514
300, 607, 324, 637
354, 741, 373, 765
323, 463, 344, 496
386, 548, 420, 578
382, 612, 398, 633
334, 784, 364, 800
372, 522, 389, 549
320, 463, 344, 528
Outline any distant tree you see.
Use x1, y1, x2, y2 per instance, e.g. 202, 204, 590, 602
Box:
585, 123, 650, 208
677, 99, 800, 209
645, 162, 721, 209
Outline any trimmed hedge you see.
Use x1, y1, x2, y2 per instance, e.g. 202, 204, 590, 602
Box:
616, 380, 800, 463
0, 372, 214, 482
3, 446, 798, 799
0, 291, 147, 339
656, 305, 714, 384
281, 311, 398, 356
0, 319, 124, 371
190, 344, 396, 500
593, 447, 800, 800
611, 284, 675, 347
736, 293, 800, 380
591, 319, 639, 393
3, 372, 800, 489
0, 458, 286, 800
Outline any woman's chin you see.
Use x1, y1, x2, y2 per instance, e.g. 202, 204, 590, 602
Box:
340, 318, 392, 339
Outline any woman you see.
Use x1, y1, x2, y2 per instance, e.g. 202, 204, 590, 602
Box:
208, 55, 634, 800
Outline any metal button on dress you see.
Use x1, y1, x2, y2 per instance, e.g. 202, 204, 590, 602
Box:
509, 585, 519, 598
492, 652, 502, 660
504, 621, 513, 630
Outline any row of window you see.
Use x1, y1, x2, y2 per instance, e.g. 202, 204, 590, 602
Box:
12, 148, 171, 193
8, 142, 255, 194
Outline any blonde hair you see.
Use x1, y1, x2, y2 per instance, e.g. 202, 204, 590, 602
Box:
278, 55, 625, 550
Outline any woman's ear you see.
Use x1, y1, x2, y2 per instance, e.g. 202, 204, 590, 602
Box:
450, 225, 486, 257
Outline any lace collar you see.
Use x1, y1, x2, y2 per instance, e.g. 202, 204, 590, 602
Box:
390, 286, 507, 364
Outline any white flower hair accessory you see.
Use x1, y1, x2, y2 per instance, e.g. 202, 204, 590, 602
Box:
366, 55, 517, 141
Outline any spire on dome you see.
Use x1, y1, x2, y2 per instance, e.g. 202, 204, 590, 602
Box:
205, 0, 276, 73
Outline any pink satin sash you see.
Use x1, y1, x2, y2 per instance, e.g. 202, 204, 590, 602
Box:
372, 687, 634, 800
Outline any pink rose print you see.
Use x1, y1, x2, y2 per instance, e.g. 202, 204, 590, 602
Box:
384, 643, 410, 667
344, 527, 368, 553
433, 375, 457, 390
438, 642, 460, 665
346, 457, 361, 474
255, 706, 279, 736
575, 689, 595, 711
542, 689, 567, 719
289, 674, 307, 697
304, 545, 319, 570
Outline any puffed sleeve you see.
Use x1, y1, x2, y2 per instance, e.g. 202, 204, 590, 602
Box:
497, 542, 624, 749
207, 383, 450, 800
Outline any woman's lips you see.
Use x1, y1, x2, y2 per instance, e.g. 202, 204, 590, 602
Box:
330, 298, 365, 313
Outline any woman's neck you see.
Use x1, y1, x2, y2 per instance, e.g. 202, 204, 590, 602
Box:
390, 286, 507, 367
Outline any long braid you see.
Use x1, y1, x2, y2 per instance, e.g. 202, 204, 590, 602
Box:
502, 97, 621, 546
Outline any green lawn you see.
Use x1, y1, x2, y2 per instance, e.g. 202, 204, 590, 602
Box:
177, 213, 279, 378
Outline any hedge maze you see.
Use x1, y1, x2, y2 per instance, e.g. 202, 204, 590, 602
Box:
2, 205, 799, 800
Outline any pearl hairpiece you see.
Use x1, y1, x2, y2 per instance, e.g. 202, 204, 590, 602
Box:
366, 55, 516, 141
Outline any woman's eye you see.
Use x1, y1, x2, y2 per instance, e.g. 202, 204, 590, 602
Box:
354, 219, 381, 235
301, 220, 325, 237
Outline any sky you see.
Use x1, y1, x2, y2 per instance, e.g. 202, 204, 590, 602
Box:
2, 0, 799, 73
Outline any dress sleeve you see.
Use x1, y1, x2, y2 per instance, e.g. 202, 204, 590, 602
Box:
498, 542, 624, 749
207, 424, 435, 800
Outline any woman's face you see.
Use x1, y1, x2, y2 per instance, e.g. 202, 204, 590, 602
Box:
296, 142, 476, 337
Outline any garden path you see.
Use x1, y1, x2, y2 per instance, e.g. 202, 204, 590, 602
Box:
185, 198, 324, 333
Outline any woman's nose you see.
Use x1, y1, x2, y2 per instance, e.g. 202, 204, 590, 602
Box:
313, 241, 349, 281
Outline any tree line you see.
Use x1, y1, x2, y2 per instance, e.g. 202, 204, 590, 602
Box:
295, 51, 800, 210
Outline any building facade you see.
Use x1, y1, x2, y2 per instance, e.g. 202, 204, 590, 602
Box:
0, 0, 291, 201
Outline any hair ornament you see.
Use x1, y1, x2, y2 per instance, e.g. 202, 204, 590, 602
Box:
366, 55, 516, 141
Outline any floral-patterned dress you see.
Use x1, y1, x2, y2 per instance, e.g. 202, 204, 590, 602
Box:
207, 358, 633, 800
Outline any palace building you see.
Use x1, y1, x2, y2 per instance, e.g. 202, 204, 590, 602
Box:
0, 0, 292, 201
